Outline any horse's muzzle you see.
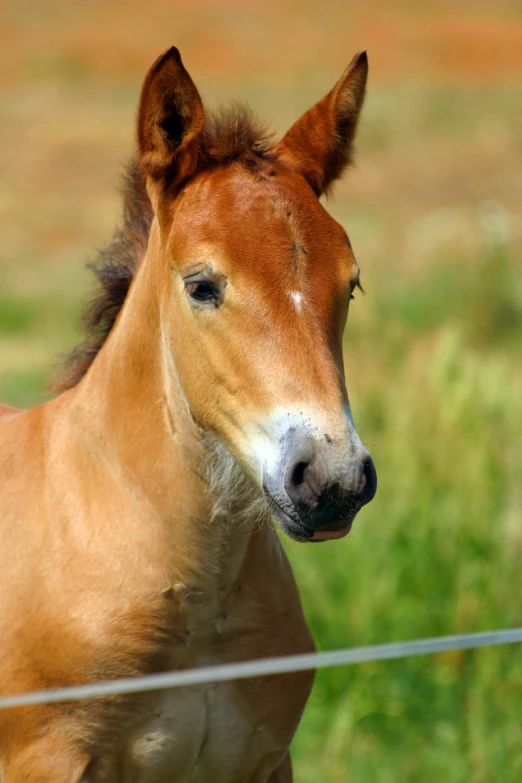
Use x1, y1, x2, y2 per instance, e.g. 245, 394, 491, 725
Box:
263, 435, 377, 542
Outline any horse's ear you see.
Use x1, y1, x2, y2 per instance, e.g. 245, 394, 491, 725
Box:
137, 47, 205, 184
271, 52, 368, 195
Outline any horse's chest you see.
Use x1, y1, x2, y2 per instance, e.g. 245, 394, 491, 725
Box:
85, 553, 313, 781
126, 681, 276, 783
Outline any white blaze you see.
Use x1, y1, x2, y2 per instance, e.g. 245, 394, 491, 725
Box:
290, 291, 302, 311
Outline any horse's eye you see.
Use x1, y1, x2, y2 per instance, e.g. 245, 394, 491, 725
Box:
186, 279, 221, 308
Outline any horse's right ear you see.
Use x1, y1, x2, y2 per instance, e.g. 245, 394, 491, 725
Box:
271, 52, 368, 195
137, 47, 205, 184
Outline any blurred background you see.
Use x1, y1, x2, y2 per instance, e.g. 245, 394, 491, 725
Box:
1, 0, 521, 780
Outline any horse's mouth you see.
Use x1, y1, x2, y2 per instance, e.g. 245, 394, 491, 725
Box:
263, 490, 354, 543
309, 523, 352, 541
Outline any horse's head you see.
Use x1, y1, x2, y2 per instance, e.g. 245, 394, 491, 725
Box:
137, 47, 376, 542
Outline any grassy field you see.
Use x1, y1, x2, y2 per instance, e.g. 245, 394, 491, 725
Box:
1, 1, 522, 780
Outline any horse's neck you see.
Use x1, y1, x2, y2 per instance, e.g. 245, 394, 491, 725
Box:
65, 237, 269, 594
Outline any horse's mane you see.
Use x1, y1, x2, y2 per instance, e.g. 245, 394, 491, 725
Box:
54, 106, 273, 392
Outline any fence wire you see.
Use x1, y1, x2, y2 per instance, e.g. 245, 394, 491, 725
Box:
1, 628, 521, 710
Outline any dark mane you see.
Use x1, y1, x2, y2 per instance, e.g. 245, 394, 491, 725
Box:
54, 106, 273, 392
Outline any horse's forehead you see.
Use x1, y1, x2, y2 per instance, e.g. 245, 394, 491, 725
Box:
172, 165, 347, 261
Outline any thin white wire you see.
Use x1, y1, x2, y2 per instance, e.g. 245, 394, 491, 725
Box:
1, 628, 521, 710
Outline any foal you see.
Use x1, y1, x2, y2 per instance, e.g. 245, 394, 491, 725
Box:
0, 48, 376, 781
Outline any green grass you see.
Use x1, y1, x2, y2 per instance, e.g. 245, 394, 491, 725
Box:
287, 245, 522, 781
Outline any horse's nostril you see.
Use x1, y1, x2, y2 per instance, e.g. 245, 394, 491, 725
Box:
285, 447, 318, 507
291, 461, 308, 488
360, 454, 377, 505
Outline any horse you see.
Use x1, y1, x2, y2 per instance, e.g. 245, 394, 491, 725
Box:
0, 47, 376, 782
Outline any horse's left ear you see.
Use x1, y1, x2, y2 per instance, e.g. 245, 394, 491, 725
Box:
271, 52, 368, 195
137, 47, 206, 184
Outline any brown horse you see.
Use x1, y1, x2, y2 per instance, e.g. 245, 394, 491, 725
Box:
0, 48, 376, 781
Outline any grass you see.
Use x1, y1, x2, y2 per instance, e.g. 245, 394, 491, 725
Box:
289, 305, 522, 782
285, 225, 522, 780
1, 1, 522, 779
